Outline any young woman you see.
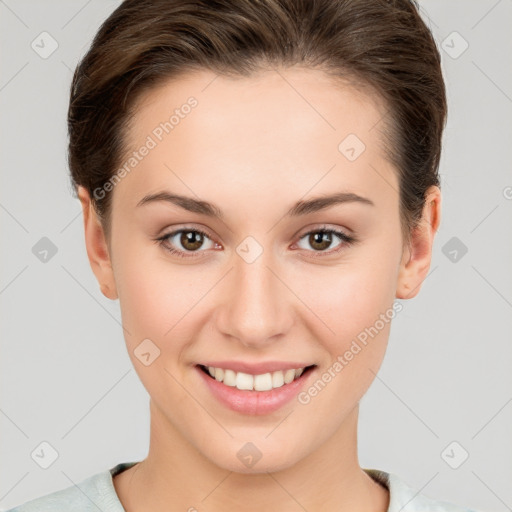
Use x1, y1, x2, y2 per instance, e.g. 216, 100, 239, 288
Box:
8, 0, 479, 511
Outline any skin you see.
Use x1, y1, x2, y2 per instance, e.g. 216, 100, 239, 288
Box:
78, 66, 441, 512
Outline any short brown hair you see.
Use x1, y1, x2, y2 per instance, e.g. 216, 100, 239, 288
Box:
67, 0, 447, 247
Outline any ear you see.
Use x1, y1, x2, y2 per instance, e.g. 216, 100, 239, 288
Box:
396, 185, 441, 299
77, 186, 118, 300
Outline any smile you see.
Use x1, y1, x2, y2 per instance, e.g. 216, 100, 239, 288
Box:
196, 363, 317, 415
199, 364, 315, 391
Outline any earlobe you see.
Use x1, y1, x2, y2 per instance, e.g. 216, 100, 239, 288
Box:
100, 283, 116, 300
77, 186, 118, 300
395, 186, 441, 300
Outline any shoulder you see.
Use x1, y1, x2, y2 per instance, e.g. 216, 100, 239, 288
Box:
364, 468, 481, 512
5, 462, 137, 512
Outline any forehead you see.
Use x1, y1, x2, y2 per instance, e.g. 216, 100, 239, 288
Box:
128, 65, 387, 147
116, 66, 396, 213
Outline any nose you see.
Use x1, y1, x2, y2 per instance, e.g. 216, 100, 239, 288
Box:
214, 250, 293, 349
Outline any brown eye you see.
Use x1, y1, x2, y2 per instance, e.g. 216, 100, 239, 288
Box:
308, 231, 333, 251
179, 230, 205, 251
155, 227, 218, 258
295, 227, 356, 256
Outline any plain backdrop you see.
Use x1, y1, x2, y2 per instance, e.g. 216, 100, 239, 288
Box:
1, 1, 511, 511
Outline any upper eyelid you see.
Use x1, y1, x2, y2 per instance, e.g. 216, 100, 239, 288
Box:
160, 224, 214, 239
160, 224, 348, 238
296, 224, 348, 237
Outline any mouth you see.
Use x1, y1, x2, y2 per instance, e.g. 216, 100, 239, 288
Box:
195, 362, 318, 415
197, 363, 317, 392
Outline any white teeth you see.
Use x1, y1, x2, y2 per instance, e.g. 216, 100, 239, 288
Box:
283, 369, 296, 384
235, 372, 253, 390
204, 365, 309, 391
271, 370, 284, 388
254, 373, 273, 391
223, 369, 237, 387
214, 367, 224, 381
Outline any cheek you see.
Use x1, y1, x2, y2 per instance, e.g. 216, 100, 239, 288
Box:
115, 253, 204, 340
309, 256, 398, 341
293, 260, 398, 419
295, 237, 401, 389
112, 233, 171, 333
113, 249, 204, 399
113, 236, 223, 374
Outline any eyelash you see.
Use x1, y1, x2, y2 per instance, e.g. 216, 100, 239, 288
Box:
154, 225, 357, 259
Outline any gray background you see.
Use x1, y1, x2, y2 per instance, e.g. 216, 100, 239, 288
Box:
1, 1, 511, 510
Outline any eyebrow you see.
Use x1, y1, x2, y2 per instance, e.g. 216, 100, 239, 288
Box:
136, 190, 375, 219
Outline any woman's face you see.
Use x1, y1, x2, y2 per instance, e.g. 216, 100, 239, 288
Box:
88, 66, 428, 473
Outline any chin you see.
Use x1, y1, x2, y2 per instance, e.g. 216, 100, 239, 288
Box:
201, 437, 307, 475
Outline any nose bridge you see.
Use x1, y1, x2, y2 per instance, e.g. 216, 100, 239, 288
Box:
216, 245, 292, 347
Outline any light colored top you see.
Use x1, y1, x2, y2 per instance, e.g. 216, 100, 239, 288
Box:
6, 462, 479, 512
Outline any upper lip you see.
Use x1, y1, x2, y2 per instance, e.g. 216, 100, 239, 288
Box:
198, 361, 315, 375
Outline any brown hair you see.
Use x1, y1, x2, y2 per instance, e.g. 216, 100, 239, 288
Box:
67, 0, 447, 247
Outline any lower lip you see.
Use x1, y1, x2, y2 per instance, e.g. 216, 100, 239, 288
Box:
196, 365, 316, 415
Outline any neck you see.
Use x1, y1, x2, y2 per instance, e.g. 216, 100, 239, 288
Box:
114, 401, 389, 512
